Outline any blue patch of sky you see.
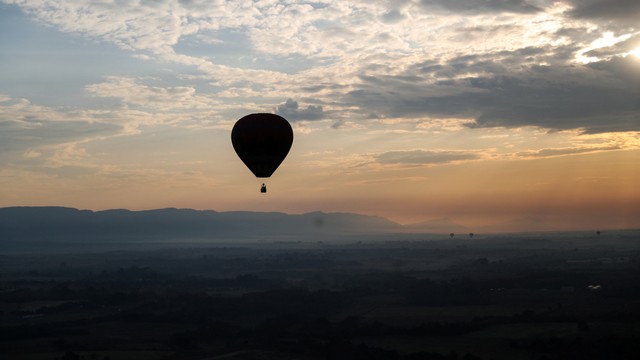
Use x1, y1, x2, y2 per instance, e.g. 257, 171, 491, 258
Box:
174, 28, 333, 75
311, 19, 335, 28
307, 2, 330, 10
0, 4, 183, 107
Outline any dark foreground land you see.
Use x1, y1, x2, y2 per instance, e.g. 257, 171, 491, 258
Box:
1, 231, 639, 360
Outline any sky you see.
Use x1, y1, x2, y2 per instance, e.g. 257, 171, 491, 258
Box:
1, 0, 639, 232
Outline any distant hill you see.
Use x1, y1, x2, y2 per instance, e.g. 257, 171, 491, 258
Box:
0, 207, 402, 243
405, 217, 469, 234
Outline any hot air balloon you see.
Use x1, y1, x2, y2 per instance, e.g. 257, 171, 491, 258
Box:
231, 113, 293, 193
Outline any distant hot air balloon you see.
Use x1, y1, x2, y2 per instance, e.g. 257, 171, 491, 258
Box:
450, 233, 455, 238
231, 113, 293, 193
469, 233, 474, 238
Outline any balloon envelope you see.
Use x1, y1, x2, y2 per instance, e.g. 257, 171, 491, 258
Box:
231, 113, 293, 178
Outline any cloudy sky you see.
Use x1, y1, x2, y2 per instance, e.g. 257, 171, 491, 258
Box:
1, 0, 639, 231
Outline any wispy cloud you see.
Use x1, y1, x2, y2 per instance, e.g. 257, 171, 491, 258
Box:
85, 76, 217, 111
275, 99, 325, 122
374, 149, 480, 165
0, 95, 122, 164
517, 145, 622, 158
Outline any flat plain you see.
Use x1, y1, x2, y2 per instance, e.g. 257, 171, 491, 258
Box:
1, 231, 639, 360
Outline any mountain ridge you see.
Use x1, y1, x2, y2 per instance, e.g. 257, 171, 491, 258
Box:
0, 206, 402, 242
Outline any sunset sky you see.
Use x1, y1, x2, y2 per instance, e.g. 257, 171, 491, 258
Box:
1, 0, 639, 231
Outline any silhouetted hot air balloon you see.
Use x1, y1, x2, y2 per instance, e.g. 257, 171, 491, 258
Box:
231, 113, 293, 193
450, 233, 455, 238
469, 233, 474, 238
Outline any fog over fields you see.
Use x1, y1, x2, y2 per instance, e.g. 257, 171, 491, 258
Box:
1, 207, 639, 359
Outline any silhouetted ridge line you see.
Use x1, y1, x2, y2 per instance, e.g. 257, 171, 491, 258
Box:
0, 207, 400, 241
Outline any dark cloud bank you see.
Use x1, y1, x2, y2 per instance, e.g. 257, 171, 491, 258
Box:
348, 53, 640, 134
564, 0, 640, 26
415, 0, 640, 22
418, 0, 541, 14
275, 98, 324, 121
346, 0, 640, 134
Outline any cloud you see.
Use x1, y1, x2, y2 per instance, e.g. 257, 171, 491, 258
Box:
4, 0, 238, 55
0, 119, 118, 159
0, 90, 222, 170
0, 95, 122, 165
2, 0, 294, 87
583, 34, 640, 59
275, 99, 325, 121
418, 0, 542, 14
375, 150, 480, 165
331, 119, 346, 129
85, 76, 216, 111
564, 0, 640, 27
380, 9, 406, 24
517, 145, 622, 158
0, 0, 568, 102
3, 0, 638, 136
347, 53, 640, 134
